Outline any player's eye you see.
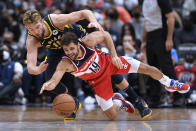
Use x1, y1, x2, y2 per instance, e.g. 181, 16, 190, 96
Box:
70, 48, 75, 50
29, 28, 33, 32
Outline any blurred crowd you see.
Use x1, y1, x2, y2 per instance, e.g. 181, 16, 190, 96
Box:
0, 0, 196, 108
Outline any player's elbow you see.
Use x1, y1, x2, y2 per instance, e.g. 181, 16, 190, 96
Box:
82, 9, 93, 14
103, 31, 110, 37
103, 31, 110, 35
79, 9, 93, 18
102, 31, 111, 39
27, 65, 37, 75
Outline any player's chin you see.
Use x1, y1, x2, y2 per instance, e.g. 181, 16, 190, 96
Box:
69, 56, 74, 60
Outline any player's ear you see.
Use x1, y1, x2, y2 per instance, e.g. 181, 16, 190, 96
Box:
77, 39, 80, 44
76, 42, 79, 47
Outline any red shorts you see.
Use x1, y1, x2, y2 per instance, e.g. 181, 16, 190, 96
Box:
88, 55, 131, 100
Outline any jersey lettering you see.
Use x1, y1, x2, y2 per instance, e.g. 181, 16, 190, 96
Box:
89, 61, 100, 73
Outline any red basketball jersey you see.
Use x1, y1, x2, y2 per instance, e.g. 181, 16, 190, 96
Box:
62, 39, 131, 100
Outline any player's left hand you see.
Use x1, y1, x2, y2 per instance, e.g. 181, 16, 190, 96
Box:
112, 56, 123, 69
165, 39, 173, 51
87, 21, 104, 31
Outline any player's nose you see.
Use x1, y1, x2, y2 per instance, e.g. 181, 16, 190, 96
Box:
34, 32, 40, 36
66, 50, 71, 54
35, 30, 41, 35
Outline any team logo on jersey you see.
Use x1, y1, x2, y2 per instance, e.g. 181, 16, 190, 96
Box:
52, 30, 58, 35
123, 64, 128, 69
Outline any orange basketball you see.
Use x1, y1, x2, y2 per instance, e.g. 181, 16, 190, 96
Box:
52, 94, 76, 116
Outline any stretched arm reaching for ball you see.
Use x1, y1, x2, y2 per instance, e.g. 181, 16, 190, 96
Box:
40, 60, 68, 94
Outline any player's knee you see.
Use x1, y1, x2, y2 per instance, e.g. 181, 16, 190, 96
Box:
103, 107, 118, 120
105, 112, 117, 120
116, 78, 129, 90
111, 75, 123, 84
108, 115, 117, 120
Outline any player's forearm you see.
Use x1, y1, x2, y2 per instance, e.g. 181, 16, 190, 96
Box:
104, 32, 118, 57
51, 76, 61, 88
81, 10, 97, 22
51, 69, 65, 87
166, 13, 175, 40
48, 79, 58, 90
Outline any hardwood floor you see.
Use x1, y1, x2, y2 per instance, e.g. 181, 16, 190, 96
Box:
0, 105, 196, 131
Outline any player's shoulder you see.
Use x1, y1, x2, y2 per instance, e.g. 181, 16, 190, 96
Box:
49, 14, 58, 18
49, 14, 66, 29
26, 35, 42, 47
61, 57, 73, 66
80, 36, 94, 48
26, 34, 39, 43
60, 58, 75, 72
48, 14, 57, 22
49, 14, 66, 21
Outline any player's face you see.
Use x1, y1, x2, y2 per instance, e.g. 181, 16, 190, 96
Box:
26, 21, 45, 39
63, 42, 80, 60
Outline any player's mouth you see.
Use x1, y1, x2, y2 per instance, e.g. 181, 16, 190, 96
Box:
68, 54, 75, 59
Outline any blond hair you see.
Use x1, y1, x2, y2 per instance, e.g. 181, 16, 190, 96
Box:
23, 9, 42, 25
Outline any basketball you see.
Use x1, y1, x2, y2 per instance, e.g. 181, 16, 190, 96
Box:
52, 94, 76, 116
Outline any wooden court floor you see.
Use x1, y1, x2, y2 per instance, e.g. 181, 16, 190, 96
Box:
0, 104, 196, 131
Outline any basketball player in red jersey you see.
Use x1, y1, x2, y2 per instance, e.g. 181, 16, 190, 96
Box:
23, 9, 152, 120
40, 31, 190, 120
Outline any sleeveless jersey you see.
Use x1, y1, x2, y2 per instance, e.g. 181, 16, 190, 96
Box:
62, 39, 132, 100
28, 15, 87, 49
63, 39, 107, 80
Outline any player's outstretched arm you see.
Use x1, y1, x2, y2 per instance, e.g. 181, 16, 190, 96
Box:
82, 31, 123, 69
26, 35, 47, 75
40, 60, 66, 94
51, 10, 103, 31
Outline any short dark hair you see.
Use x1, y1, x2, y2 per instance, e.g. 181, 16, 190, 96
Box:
61, 32, 78, 46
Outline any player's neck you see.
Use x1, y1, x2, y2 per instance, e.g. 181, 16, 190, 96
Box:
76, 46, 84, 59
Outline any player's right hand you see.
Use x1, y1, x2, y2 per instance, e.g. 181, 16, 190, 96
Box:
88, 21, 104, 31
40, 81, 55, 94
112, 56, 123, 69
38, 60, 48, 74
